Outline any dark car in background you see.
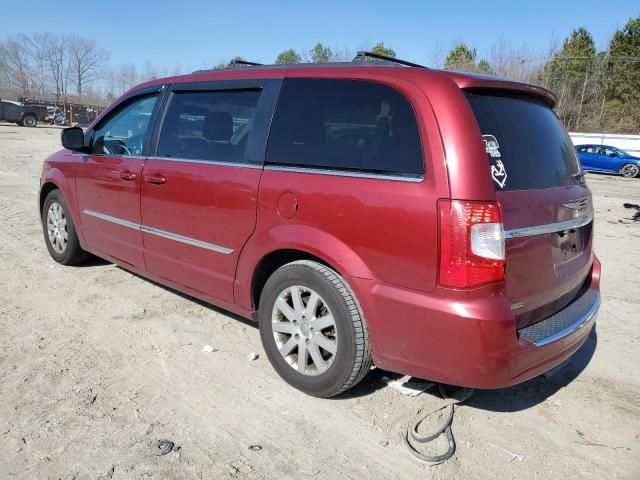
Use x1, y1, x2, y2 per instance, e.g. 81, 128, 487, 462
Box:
576, 144, 640, 178
0, 99, 46, 127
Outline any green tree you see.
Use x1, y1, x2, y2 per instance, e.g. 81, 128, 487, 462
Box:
310, 43, 332, 63
275, 49, 301, 65
371, 42, 396, 58
444, 43, 476, 71
476, 59, 493, 74
607, 17, 640, 104
543, 28, 596, 85
539, 28, 598, 130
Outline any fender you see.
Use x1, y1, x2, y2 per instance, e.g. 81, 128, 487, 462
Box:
234, 223, 375, 311
40, 160, 86, 247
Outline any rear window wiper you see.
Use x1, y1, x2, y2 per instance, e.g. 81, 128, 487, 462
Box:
571, 171, 586, 183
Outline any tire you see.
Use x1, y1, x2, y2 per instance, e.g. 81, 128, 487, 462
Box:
41, 189, 89, 265
258, 260, 372, 397
22, 114, 37, 127
620, 163, 639, 178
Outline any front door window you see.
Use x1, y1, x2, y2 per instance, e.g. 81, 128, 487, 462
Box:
91, 95, 158, 156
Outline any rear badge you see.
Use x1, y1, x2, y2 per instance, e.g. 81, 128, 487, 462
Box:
483, 134, 507, 189
510, 302, 525, 311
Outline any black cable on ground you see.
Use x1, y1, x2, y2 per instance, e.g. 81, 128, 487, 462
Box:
403, 384, 474, 465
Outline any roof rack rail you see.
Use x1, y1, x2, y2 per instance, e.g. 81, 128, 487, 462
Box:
353, 51, 426, 69
229, 59, 263, 67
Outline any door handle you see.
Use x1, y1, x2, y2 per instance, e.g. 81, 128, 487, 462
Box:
119, 170, 137, 181
144, 174, 167, 185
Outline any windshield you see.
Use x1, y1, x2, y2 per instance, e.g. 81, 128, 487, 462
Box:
465, 91, 582, 191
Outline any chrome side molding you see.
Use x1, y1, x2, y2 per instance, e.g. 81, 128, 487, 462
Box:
504, 212, 593, 239
82, 209, 234, 255
263, 164, 425, 183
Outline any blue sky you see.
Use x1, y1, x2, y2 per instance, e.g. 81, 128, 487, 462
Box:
3, 0, 639, 71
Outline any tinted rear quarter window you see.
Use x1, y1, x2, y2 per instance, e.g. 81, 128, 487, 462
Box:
465, 91, 581, 191
266, 79, 424, 176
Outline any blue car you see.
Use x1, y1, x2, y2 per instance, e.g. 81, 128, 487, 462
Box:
575, 144, 640, 178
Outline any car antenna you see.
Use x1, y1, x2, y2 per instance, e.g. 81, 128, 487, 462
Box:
352, 51, 427, 69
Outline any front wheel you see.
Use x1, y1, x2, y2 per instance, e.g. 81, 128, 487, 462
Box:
41, 190, 89, 265
258, 260, 372, 397
620, 163, 640, 178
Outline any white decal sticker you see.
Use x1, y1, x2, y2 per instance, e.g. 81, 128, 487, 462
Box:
491, 159, 508, 189
482, 134, 501, 158
483, 134, 507, 188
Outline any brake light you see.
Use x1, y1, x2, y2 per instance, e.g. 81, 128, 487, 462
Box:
438, 200, 505, 288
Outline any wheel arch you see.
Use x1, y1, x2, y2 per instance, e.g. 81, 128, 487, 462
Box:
39, 171, 86, 246
21, 111, 38, 125
235, 225, 374, 314
39, 181, 60, 213
250, 249, 332, 314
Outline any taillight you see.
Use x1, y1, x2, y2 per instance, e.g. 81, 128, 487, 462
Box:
438, 200, 505, 288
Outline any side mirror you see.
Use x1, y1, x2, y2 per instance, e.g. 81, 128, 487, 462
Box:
61, 127, 86, 152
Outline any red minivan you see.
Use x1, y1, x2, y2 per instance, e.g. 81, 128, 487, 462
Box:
40, 53, 601, 397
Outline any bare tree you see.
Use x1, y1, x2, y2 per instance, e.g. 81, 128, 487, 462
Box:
43, 36, 71, 103
428, 39, 445, 69
28, 33, 52, 100
117, 63, 138, 94
141, 61, 160, 82
68, 36, 108, 99
0, 35, 32, 97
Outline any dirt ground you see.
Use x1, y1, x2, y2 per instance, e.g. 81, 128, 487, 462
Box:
0, 123, 638, 480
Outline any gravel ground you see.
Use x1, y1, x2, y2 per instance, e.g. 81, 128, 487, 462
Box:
0, 123, 639, 479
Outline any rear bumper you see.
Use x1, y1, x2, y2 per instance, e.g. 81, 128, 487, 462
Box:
347, 256, 601, 389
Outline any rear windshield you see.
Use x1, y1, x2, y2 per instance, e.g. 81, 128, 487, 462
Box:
465, 91, 581, 191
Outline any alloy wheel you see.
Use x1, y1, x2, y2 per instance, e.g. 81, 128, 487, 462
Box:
621, 164, 639, 178
271, 285, 338, 376
46, 202, 68, 253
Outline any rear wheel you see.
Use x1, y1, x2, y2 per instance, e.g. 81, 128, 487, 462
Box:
41, 190, 89, 265
258, 260, 372, 397
22, 114, 37, 127
620, 163, 639, 178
